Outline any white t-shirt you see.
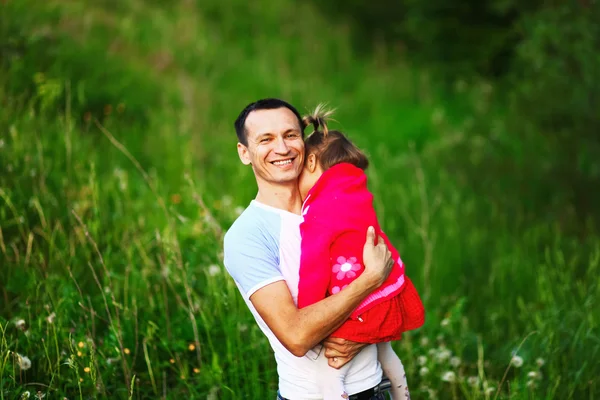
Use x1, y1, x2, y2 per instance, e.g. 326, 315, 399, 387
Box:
224, 200, 382, 399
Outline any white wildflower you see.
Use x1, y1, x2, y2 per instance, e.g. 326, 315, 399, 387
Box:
417, 355, 428, 365
536, 357, 545, 367
208, 264, 221, 276
441, 371, 456, 383
419, 367, 429, 376
528, 370, 542, 380
435, 348, 452, 363
234, 206, 244, 217
16, 353, 32, 370
34, 391, 45, 400
15, 319, 26, 331
467, 376, 479, 387
238, 323, 248, 333
511, 355, 523, 368
207, 386, 219, 400
20, 391, 31, 400
420, 337, 429, 347
526, 380, 536, 389
441, 318, 450, 327
46, 312, 56, 324
222, 196, 233, 207
450, 356, 461, 367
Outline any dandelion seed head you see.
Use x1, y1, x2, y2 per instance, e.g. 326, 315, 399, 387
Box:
16, 354, 31, 370
15, 319, 26, 331
526, 380, 536, 388
450, 356, 461, 367
511, 355, 523, 368
234, 206, 244, 216
417, 355, 427, 366
420, 337, 429, 347
441, 371, 456, 383
441, 318, 450, 327
536, 357, 545, 367
435, 348, 452, 363
527, 371, 538, 379
238, 323, 248, 333
467, 376, 479, 387
46, 312, 56, 324
208, 264, 220, 276
419, 367, 429, 376
222, 196, 233, 207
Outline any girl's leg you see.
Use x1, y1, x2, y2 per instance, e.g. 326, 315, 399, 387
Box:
377, 342, 410, 400
315, 351, 353, 400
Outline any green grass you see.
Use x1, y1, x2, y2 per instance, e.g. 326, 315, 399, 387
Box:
1, 0, 599, 399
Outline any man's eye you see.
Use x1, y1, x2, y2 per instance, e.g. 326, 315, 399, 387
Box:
260, 138, 270, 143
287, 133, 299, 139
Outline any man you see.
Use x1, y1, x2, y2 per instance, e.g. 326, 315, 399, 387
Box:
224, 98, 394, 399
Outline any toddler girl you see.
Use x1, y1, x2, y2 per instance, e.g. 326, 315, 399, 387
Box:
297, 106, 425, 400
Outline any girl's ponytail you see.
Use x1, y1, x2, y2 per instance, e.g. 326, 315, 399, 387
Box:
303, 103, 335, 136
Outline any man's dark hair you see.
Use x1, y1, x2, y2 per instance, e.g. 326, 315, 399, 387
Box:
234, 98, 304, 146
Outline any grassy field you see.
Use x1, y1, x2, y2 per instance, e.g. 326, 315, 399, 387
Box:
1, 0, 599, 399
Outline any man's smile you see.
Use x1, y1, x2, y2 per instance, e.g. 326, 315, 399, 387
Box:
271, 158, 295, 167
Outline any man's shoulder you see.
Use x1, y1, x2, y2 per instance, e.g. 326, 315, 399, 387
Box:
224, 201, 282, 246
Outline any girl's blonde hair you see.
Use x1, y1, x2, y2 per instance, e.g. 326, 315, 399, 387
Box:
303, 104, 369, 171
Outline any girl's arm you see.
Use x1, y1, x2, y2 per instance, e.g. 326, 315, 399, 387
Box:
297, 221, 334, 309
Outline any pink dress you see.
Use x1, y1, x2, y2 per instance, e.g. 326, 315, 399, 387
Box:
298, 163, 425, 342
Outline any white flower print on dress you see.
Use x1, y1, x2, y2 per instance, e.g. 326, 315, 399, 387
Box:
332, 256, 362, 280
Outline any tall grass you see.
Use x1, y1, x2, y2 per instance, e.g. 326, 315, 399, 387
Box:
1, 0, 598, 399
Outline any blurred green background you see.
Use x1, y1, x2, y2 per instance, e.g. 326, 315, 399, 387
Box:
1, 0, 599, 399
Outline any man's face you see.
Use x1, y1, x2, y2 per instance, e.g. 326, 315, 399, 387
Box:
237, 107, 305, 187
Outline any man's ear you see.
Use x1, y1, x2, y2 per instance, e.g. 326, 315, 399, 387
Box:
307, 153, 317, 173
237, 143, 252, 165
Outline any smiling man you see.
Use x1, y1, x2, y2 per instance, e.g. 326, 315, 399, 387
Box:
224, 98, 394, 399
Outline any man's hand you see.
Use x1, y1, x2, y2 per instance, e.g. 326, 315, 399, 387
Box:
361, 226, 394, 290
323, 337, 369, 369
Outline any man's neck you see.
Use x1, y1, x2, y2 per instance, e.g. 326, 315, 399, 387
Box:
255, 182, 303, 215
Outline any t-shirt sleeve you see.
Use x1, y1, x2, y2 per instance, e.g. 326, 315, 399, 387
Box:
224, 230, 283, 298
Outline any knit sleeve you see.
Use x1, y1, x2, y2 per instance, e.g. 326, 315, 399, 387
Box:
328, 229, 366, 295
297, 219, 334, 309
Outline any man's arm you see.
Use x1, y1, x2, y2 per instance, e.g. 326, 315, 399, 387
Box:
250, 227, 393, 357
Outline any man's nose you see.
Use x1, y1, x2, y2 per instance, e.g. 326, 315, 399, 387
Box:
274, 136, 290, 154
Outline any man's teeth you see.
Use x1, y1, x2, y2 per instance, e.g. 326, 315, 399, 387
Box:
273, 159, 292, 166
